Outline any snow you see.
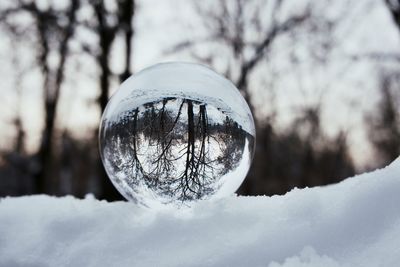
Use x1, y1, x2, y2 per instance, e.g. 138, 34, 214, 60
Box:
1, 157, 400, 267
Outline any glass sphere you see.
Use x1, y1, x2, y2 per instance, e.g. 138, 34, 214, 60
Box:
99, 62, 255, 207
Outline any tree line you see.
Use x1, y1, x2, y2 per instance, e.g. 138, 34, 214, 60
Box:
0, 0, 399, 199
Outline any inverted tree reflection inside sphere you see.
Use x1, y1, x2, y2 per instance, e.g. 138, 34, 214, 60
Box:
99, 63, 255, 207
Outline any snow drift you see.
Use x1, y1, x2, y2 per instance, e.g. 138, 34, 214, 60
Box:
1, 158, 400, 267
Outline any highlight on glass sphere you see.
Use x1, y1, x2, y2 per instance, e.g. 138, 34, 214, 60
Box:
99, 62, 255, 207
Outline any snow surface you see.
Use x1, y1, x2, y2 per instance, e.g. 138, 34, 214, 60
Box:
1, 157, 400, 267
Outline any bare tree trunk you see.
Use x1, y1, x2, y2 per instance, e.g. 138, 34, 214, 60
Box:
32, 0, 79, 194
386, 0, 400, 31
96, 22, 122, 201
93, 0, 136, 200
119, 0, 135, 82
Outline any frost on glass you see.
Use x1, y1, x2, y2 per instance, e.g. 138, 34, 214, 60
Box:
99, 62, 255, 207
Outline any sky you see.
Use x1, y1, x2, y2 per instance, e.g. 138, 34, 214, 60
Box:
0, 0, 399, 169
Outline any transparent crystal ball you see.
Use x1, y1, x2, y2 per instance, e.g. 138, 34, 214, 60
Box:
99, 62, 255, 207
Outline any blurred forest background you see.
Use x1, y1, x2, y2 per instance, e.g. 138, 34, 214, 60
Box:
0, 0, 399, 200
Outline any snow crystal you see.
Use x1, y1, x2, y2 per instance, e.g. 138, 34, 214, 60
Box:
0, 157, 399, 267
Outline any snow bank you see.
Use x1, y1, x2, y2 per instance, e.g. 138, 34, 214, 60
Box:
1, 158, 400, 267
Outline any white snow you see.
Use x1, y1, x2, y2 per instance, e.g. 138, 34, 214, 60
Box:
1, 157, 400, 267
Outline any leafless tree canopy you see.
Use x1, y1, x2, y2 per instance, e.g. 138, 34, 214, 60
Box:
101, 98, 253, 202
0, 0, 399, 199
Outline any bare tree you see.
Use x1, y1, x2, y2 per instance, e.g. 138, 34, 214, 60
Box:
366, 73, 400, 166
0, 0, 136, 199
101, 98, 249, 202
0, 0, 80, 193
386, 0, 400, 31
168, 0, 359, 195
169, 0, 310, 113
85, 0, 136, 199
362, 1, 400, 167
88, 0, 136, 111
